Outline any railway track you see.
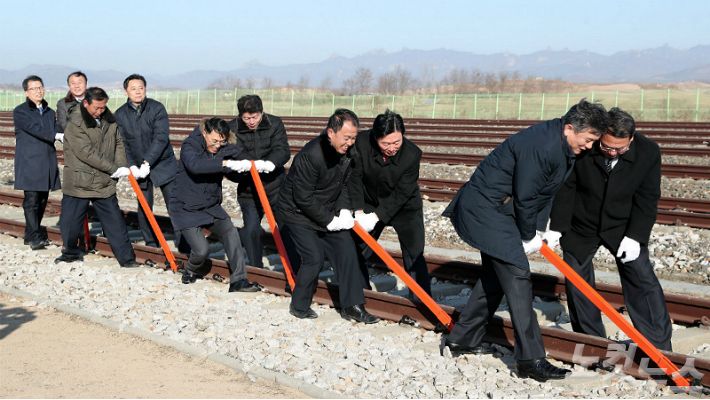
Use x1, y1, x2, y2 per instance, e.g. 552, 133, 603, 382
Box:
0, 197, 707, 387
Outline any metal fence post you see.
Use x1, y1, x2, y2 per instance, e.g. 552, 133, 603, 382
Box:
331, 93, 335, 114
411, 95, 415, 117
495, 93, 499, 119
290, 90, 294, 116
517, 93, 522, 120
310, 90, 315, 116
565, 92, 570, 111
186, 91, 191, 115
615, 90, 619, 107
452, 93, 457, 119
270, 89, 274, 114
473, 93, 478, 119
666, 88, 671, 121
640, 89, 644, 117
695, 88, 701, 122
391, 95, 395, 112
197, 90, 201, 115
352, 94, 356, 112
432, 92, 437, 119
371, 95, 375, 116
540, 93, 546, 120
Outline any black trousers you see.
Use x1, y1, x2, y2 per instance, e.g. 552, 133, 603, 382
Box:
563, 245, 673, 351
59, 194, 135, 265
237, 195, 269, 268
23, 191, 49, 245
179, 217, 247, 284
447, 252, 546, 361
136, 179, 180, 248
357, 207, 431, 295
282, 223, 366, 311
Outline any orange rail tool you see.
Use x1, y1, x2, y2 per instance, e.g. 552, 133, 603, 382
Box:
539, 243, 690, 387
353, 222, 454, 332
127, 173, 178, 272
249, 161, 296, 290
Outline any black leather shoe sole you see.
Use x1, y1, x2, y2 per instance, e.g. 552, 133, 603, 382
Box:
289, 305, 318, 319
443, 341, 495, 356
120, 261, 140, 268
54, 254, 84, 264
29, 242, 47, 250
228, 281, 261, 292
341, 311, 380, 324
182, 270, 200, 284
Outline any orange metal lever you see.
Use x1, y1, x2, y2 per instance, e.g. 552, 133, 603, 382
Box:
249, 161, 296, 290
539, 243, 690, 387
353, 222, 454, 332
127, 173, 178, 272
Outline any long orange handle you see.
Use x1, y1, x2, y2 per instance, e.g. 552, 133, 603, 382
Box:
539, 243, 689, 387
353, 222, 454, 332
249, 161, 296, 290
127, 174, 178, 272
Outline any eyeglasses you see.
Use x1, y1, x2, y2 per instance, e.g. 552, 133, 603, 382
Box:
26, 86, 44, 92
208, 138, 226, 146
599, 140, 632, 155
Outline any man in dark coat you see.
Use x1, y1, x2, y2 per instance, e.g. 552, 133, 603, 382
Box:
55, 87, 138, 268
226, 95, 290, 268
349, 109, 431, 295
546, 107, 672, 351
168, 117, 259, 293
13, 75, 61, 250
115, 74, 179, 248
276, 109, 378, 324
442, 99, 609, 382
56, 71, 87, 135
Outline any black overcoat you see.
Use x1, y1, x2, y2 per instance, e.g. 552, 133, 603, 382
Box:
168, 128, 242, 231
276, 132, 353, 231
349, 130, 422, 224
549, 134, 661, 260
115, 98, 177, 187
13, 99, 60, 191
227, 113, 290, 200
443, 119, 575, 269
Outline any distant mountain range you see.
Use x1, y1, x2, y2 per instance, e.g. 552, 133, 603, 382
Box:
2, 45, 709, 89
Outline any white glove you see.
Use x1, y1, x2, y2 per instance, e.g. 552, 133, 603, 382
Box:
55, 133, 64, 143
110, 167, 131, 179
338, 209, 354, 230
616, 236, 641, 263
542, 230, 562, 249
224, 159, 252, 173
138, 162, 150, 178
129, 165, 141, 177
254, 160, 276, 173
355, 210, 379, 232
327, 215, 343, 231
522, 233, 543, 255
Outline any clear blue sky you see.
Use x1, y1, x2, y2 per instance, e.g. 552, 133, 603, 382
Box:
1, 0, 707, 75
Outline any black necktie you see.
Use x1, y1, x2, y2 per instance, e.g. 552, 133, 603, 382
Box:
605, 158, 614, 173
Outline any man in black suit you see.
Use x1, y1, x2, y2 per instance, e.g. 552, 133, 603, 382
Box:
349, 109, 431, 295
442, 99, 609, 382
547, 107, 672, 351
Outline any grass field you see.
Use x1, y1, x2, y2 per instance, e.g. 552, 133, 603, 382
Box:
2, 88, 708, 122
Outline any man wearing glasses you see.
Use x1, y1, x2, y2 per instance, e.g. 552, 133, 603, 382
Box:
547, 107, 672, 352
13, 75, 62, 250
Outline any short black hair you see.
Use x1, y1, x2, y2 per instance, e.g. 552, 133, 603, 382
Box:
84, 87, 109, 104
202, 117, 232, 139
67, 71, 87, 84
22, 75, 43, 91
237, 95, 264, 115
123, 73, 146, 90
561, 99, 609, 136
371, 109, 405, 139
607, 107, 635, 138
327, 108, 359, 133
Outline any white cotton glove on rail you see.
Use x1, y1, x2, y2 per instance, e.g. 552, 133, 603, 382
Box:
225, 159, 252, 173
138, 162, 151, 178
55, 133, 64, 143
254, 160, 276, 173
110, 167, 131, 179
542, 230, 562, 249
522, 232, 543, 254
355, 210, 379, 232
616, 236, 641, 263
129, 165, 141, 177
327, 215, 343, 231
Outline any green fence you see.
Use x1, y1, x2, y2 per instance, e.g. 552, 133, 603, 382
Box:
2, 88, 708, 122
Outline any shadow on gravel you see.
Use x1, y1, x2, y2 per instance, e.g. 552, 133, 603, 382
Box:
0, 303, 36, 340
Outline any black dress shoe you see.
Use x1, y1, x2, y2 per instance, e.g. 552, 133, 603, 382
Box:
54, 253, 84, 264
289, 304, 318, 319
443, 340, 495, 356
341, 304, 380, 324
181, 269, 201, 284
516, 358, 571, 382
120, 261, 140, 268
29, 241, 47, 250
228, 279, 261, 292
